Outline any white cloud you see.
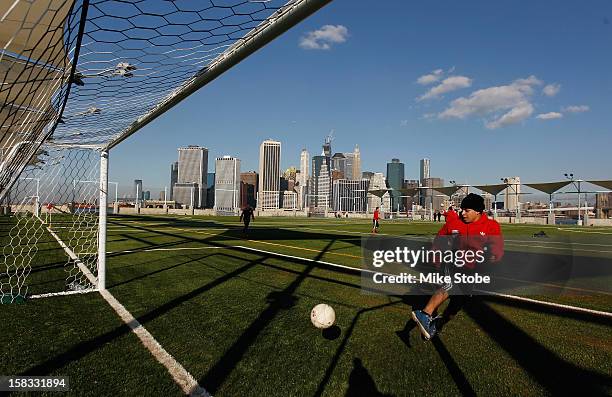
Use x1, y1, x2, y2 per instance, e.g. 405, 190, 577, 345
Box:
416, 69, 444, 85
562, 105, 590, 113
542, 83, 561, 97
485, 102, 534, 129
536, 112, 563, 120
299, 25, 348, 50
418, 76, 472, 101
439, 76, 542, 129
400, 119, 409, 127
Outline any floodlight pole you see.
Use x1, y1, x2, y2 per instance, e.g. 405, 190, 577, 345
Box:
98, 150, 108, 291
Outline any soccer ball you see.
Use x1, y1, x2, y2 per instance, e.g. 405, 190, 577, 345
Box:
310, 303, 336, 329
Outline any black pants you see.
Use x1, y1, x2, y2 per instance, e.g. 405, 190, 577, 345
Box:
243, 221, 250, 232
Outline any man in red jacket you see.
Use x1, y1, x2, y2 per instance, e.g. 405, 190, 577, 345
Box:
412, 193, 504, 340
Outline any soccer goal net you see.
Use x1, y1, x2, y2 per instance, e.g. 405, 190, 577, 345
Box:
0, 0, 330, 303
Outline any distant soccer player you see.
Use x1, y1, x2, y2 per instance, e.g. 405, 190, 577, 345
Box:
372, 207, 380, 233
412, 193, 504, 340
443, 204, 458, 223
240, 205, 255, 234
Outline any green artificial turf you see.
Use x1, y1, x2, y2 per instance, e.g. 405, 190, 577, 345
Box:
0, 214, 610, 396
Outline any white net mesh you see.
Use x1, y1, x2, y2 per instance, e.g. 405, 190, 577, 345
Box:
0, 0, 329, 302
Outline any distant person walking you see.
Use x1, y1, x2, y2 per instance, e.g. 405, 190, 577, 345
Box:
240, 205, 255, 234
372, 207, 380, 234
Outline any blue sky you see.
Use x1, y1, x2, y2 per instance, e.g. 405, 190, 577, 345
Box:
109, 0, 612, 192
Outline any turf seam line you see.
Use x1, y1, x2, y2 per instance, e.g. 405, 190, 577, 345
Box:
233, 245, 612, 319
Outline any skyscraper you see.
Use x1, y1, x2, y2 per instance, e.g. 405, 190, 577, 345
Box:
299, 149, 309, 185
323, 133, 332, 158
298, 149, 309, 209
353, 145, 361, 179
176, 146, 208, 208
420, 158, 430, 184
258, 139, 281, 210
310, 152, 331, 211
387, 158, 405, 210
240, 171, 258, 208
331, 153, 346, 176
133, 179, 142, 201
214, 156, 241, 215
169, 162, 178, 200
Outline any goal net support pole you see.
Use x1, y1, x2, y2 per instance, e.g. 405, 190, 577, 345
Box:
97, 150, 108, 291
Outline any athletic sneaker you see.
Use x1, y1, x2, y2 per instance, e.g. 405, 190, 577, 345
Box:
411, 310, 436, 340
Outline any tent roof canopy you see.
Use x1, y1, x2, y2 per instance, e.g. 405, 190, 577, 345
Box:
524, 181, 572, 195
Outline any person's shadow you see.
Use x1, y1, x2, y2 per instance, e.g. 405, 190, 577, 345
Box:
345, 358, 394, 397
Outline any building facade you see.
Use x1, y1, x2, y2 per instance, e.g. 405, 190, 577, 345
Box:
240, 171, 258, 208
332, 179, 369, 212
258, 139, 281, 210
173, 182, 198, 208
133, 179, 143, 201
214, 156, 241, 215
169, 162, 178, 200
177, 146, 208, 208
387, 158, 405, 211
420, 158, 430, 184
503, 176, 521, 212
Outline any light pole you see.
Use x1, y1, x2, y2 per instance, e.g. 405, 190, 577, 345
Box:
564, 173, 583, 225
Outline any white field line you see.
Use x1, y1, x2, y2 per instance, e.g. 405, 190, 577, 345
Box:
45, 225, 97, 286
109, 247, 230, 254
99, 288, 210, 397
30, 289, 99, 299
557, 228, 612, 235
232, 245, 612, 319
43, 220, 209, 396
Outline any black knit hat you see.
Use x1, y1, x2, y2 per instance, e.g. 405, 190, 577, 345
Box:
460, 193, 485, 212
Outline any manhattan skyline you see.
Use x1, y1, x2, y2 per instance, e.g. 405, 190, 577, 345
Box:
109, 0, 611, 188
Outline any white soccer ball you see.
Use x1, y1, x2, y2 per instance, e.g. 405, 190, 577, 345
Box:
311, 303, 336, 329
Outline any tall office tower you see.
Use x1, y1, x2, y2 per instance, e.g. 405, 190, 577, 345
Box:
214, 156, 241, 215
314, 156, 331, 211
323, 134, 332, 158
258, 139, 281, 210
331, 152, 346, 175
299, 149, 309, 186
420, 158, 430, 184
310, 152, 331, 210
387, 158, 405, 211
134, 179, 143, 200
169, 162, 178, 200
353, 145, 361, 180
343, 145, 361, 180
503, 176, 521, 212
177, 145, 208, 208
206, 172, 215, 208
240, 171, 258, 208
298, 149, 309, 209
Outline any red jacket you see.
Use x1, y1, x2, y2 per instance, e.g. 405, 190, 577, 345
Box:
434, 213, 504, 268
443, 209, 459, 222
